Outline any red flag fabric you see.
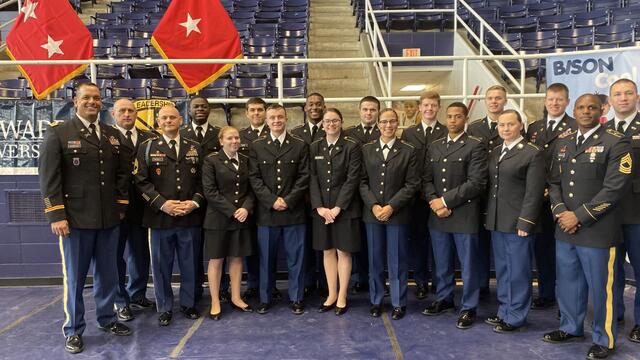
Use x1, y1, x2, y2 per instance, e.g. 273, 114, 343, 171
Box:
5, 0, 93, 99
151, 0, 242, 93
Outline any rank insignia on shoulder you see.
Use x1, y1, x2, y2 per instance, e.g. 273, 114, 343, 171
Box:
606, 128, 623, 137
49, 121, 60, 127
132, 158, 139, 175
620, 153, 632, 174
558, 129, 575, 138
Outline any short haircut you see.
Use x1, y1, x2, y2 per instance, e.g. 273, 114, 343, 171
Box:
306, 92, 325, 102
218, 125, 239, 140
597, 94, 608, 104
486, 85, 507, 95
245, 97, 267, 110
75, 82, 100, 95
575, 93, 602, 107
266, 103, 287, 115
324, 107, 343, 121
189, 95, 209, 105
610, 78, 638, 93
359, 96, 380, 109
499, 109, 522, 123
447, 102, 469, 117
546, 83, 569, 97
419, 91, 441, 105
378, 107, 398, 119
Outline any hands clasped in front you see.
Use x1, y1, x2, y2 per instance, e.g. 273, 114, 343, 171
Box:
429, 197, 452, 218
317, 207, 342, 224
556, 211, 580, 234
162, 200, 198, 217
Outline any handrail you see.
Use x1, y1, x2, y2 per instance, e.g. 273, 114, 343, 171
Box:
0, 0, 19, 11
364, 0, 392, 100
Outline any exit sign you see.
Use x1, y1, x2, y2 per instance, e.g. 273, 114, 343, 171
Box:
403, 48, 421, 57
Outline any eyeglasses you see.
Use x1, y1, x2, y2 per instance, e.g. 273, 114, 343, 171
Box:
378, 119, 398, 125
322, 119, 342, 124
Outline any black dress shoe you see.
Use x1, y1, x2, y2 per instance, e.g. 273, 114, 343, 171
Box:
272, 288, 283, 301
335, 305, 348, 316
180, 306, 200, 319
391, 306, 406, 320
415, 283, 428, 300
116, 305, 135, 322
370, 304, 382, 317
586, 344, 613, 359
64, 335, 84, 354
219, 289, 230, 303
242, 287, 258, 300
422, 299, 455, 316
290, 301, 305, 315
484, 315, 502, 326
98, 322, 132, 336
456, 310, 476, 329
317, 302, 336, 313
493, 321, 521, 333
208, 312, 221, 321
629, 325, 640, 343
131, 297, 155, 310
531, 297, 556, 310
159, 311, 172, 326
257, 302, 271, 315
230, 302, 254, 313
542, 329, 585, 343
351, 282, 369, 294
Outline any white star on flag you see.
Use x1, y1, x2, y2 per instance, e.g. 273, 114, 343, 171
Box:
41, 35, 64, 58
179, 13, 201, 37
20, 0, 38, 23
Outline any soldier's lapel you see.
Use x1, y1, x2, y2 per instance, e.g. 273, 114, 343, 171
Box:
385, 140, 402, 162
158, 140, 177, 160
263, 138, 280, 157
329, 138, 345, 158
501, 141, 524, 162
202, 128, 217, 146
444, 138, 465, 157
219, 152, 238, 173
577, 128, 603, 154
278, 135, 294, 157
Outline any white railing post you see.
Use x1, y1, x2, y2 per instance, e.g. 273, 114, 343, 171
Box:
277, 60, 284, 105
462, 58, 468, 105
90, 63, 97, 83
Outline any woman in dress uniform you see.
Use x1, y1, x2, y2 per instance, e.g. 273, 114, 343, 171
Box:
484, 110, 545, 332
202, 126, 255, 319
310, 108, 362, 315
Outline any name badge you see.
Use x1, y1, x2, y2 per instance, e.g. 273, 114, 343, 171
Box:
67, 140, 82, 149
315, 156, 325, 160
585, 146, 604, 153
633, 135, 640, 140
151, 153, 166, 164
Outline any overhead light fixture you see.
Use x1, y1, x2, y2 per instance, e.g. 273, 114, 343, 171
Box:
400, 84, 426, 92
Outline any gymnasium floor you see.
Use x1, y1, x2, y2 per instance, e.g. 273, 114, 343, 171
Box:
1, 284, 638, 360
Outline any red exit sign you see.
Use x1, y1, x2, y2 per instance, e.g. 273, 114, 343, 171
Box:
403, 48, 421, 57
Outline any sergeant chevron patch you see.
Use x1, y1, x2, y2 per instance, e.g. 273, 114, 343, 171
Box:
620, 153, 632, 174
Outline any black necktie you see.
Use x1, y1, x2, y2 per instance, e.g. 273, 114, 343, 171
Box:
617, 121, 626, 134
364, 126, 372, 139
547, 120, 555, 133
499, 147, 508, 162
273, 138, 281, 148
328, 144, 334, 155
253, 128, 260, 136
311, 125, 317, 139
169, 139, 177, 158
382, 144, 390, 160
447, 140, 454, 149
125, 130, 133, 147
88, 123, 99, 143
577, 135, 585, 148
196, 126, 204, 143
229, 158, 238, 169
490, 121, 497, 132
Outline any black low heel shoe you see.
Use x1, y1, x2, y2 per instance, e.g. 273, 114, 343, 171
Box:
209, 312, 221, 321
231, 303, 254, 313
317, 302, 336, 313
335, 305, 348, 316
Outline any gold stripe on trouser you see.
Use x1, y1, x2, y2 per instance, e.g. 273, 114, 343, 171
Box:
604, 246, 616, 349
58, 236, 71, 335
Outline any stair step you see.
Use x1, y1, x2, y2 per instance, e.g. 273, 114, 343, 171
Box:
309, 49, 363, 58
310, 41, 360, 51
310, 27, 361, 37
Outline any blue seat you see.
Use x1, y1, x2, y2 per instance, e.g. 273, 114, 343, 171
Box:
485, 32, 520, 54
235, 0, 260, 12
261, 0, 284, 11
86, 24, 103, 39
92, 13, 121, 25
521, 31, 556, 50
95, 64, 128, 79
610, 6, 640, 24
279, 22, 307, 38
558, 0, 589, 14
591, 0, 621, 11
499, 4, 527, 19
276, 44, 307, 57
473, 8, 499, 22
121, 13, 148, 25
538, 14, 573, 30
251, 23, 279, 37
255, 11, 282, 24
557, 27, 593, 48
111, 88, 148, 99
511, 0, 541, 4
527, 2, 559, 17
281, 11, 308, 23
128, 65, 163, 79
150, 88, 187, 99
269, 77, 306, 99
283, 0, 308, 12
230, 78, 268, 98
108, 2, 133, 13
0, 79, 28, 99
133, 24, 157, 38
134, 1, 161, 13
276, 63, 308, 77
102, 25, 132, 39
574, 11, 609, 28
148, 12, 164, 25
486, 0, 510, 6
115, 39, 149, 58
93, 38, 120, 58
503, 50, 543, 91
236, 64, 273, 78
504, 16, 538, 33
594, 24, 634, 45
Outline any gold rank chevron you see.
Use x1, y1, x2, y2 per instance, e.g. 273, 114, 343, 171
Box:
593, 203, 611, 212
620, 153, 632, 174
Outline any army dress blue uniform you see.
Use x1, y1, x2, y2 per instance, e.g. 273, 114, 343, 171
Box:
526, 114, 576, 305
113, 126, 156, 310
549, 126, 632, 349
248, 132, 310, 305
605, 112, 640, 329
360, 138, 420, 309
485, 138, 545, 327
423, 133, 488, 313
39, 116, 129, 337
400, 121, 447, 292
134, 135, 205, 314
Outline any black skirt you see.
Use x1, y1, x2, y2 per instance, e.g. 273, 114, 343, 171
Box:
204, 228, 254, 259
312, 217, 361, 253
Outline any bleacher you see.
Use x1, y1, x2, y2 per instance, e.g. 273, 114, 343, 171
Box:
354, 0, 640, 89
2, 0, 309, 122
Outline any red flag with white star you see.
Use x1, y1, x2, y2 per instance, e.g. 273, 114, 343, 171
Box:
4, 0, 93, 99
151, 0, 242, 93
